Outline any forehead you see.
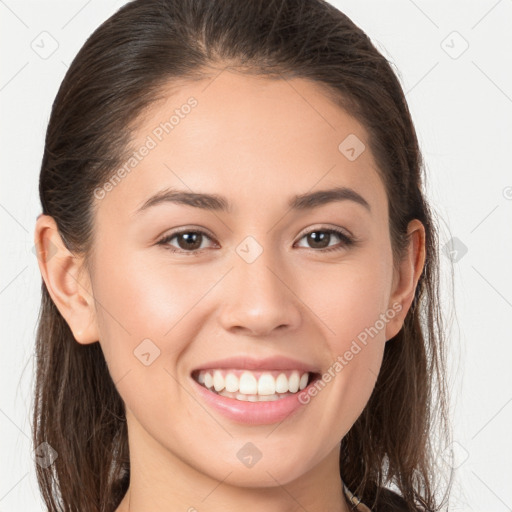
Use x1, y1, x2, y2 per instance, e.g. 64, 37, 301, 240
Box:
96, 71, 387, 220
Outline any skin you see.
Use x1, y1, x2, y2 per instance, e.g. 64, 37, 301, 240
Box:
35, 69, 425, 512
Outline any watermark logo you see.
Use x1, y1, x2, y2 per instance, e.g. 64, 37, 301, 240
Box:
503, 186, 512, 200
236, 442, 262, 468
298, 302, 402, 404
134, 338, 161, 366
34, 442, 58, 468
31, 31, 59, 60
441, 31, 469, 60
236, 236, 264, 264
94, 97, 198, 200
32, 238, 58, 263
338, 134, 366, 161
440, 440, 470, 469
442, 236, 468, 263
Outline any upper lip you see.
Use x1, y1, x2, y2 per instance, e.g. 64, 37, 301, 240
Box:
191, 355, 321, 374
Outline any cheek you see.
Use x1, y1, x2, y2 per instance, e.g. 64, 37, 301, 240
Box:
90, 250, 202, 432
303, 255, 392, 353
295, 251, 392, 428
322, 274, 387, 381
90, 247, 204, 381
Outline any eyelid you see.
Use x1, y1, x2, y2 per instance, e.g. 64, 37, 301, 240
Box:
296, 223, 354, 240
157, 225, 216, 242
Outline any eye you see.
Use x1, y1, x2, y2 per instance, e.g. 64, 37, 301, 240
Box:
157, 228, 216, 255
156, 226, 356, 255
294, 226, 355, 252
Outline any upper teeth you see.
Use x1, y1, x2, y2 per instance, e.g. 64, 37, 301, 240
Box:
195, 369, 310, 395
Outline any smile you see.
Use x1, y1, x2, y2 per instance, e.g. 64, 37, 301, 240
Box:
190, 367, 322, 425
192, 368, 316, 401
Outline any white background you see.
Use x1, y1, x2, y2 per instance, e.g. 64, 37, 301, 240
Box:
1, 1, 511, 510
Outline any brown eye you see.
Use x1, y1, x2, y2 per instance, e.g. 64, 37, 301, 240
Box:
304, 231, 332, 249
295, 227, 354, 252
157, 229, 215, 253
157, 226, 355, 256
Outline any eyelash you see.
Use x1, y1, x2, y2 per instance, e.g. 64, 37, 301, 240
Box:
156, 226, 356, 256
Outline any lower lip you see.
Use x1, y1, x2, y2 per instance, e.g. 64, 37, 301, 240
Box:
190, 375, 317, 425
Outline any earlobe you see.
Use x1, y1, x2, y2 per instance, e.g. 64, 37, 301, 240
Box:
34, 214, 99, 345
384, 219, 426, 341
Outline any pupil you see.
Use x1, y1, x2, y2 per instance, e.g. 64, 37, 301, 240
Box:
308, 231, 329, 248
179, 232, 201, 250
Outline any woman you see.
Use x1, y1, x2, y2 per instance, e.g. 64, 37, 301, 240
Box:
33, 0, 452, 510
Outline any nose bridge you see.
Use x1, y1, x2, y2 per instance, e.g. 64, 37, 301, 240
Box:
218, 234, 301, 335
238, 237, 283, 302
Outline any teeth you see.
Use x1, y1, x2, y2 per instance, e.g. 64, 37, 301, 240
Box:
239, 371, 257, 394
275, 373, 289, 393
213, 370, 224, 392
225, 372, 239, 393
194, 368, 312, 396
299, 372, 308, 390
288, 372, 300, 393
257, 373, 275, 395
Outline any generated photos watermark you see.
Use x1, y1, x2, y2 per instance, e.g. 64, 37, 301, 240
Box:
94, 96, 198, 200
298, 301, 402, 404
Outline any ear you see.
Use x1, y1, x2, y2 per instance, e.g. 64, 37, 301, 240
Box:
34, 214, 99, 345
384, 219, 426, 341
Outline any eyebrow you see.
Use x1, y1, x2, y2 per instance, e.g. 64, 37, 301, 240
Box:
135, 185, 371, 215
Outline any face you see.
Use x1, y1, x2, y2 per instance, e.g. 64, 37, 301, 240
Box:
71, 71, 406, 488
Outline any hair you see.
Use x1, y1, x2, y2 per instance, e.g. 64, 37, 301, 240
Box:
33, 0, 453, 511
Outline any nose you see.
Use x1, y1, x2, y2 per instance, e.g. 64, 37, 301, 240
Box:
217, 247, 302, 337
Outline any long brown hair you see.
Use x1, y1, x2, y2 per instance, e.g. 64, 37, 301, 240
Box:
33, 0, 453, 510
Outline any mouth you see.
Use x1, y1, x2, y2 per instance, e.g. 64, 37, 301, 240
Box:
191, 368, 322, 402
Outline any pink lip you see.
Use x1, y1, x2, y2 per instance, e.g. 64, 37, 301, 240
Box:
190, 374, 319, 425
191, 355, 320, 373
